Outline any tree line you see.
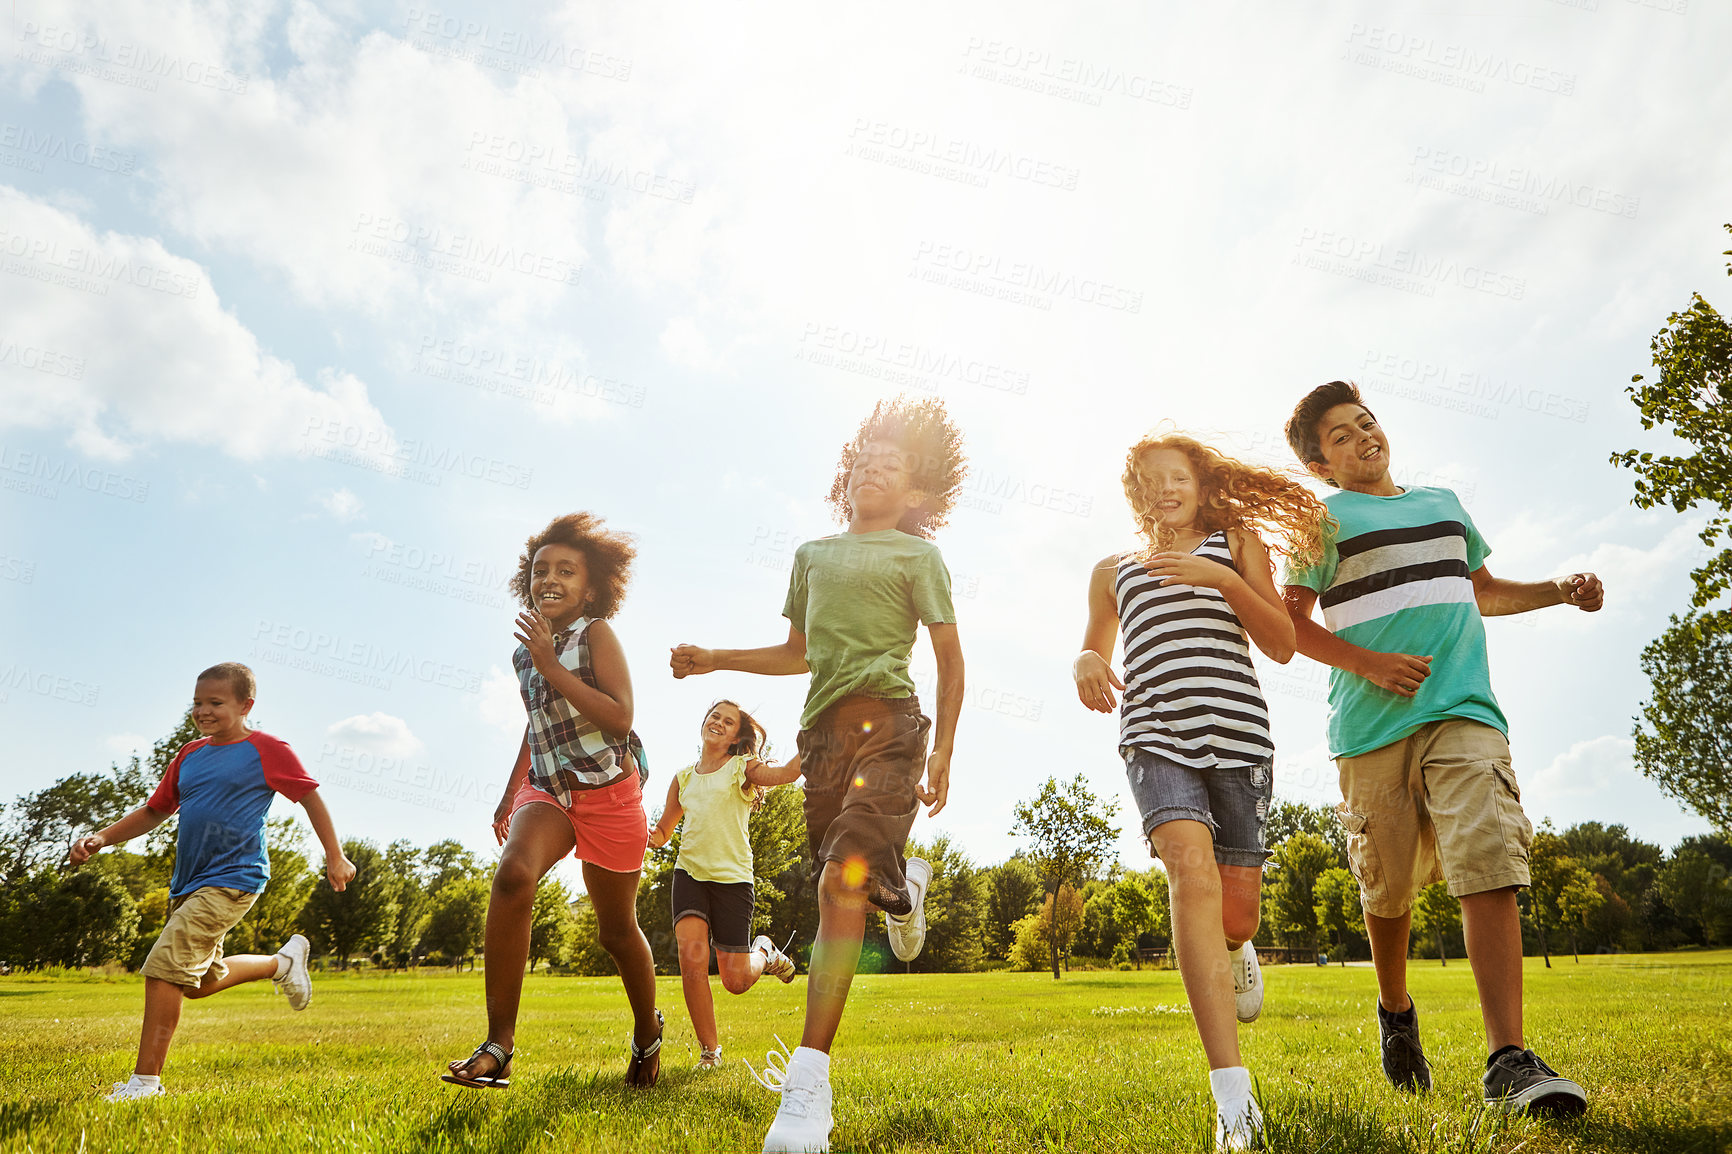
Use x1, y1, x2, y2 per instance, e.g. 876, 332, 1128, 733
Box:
3, 723, 1728, 976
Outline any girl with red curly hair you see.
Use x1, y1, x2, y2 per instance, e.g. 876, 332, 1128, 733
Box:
444, 512, 663, 1091
1073, 431, 1329, 1149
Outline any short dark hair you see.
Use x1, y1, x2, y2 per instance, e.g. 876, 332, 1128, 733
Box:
825, 395, 968, 538
511, 512, 636, 618
1285, 380, 1373, 471
197, 662, 257, 701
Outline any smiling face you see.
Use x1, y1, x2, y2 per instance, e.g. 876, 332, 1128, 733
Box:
1309, 403, 1395, 492
528, 543, 591, 629
192, 677, 253, 743
1135, 447, 1204, 532
846, 439, 924, 528
700, 702, 742, 751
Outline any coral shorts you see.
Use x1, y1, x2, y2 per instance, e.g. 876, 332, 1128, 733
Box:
510, 771, 649, 874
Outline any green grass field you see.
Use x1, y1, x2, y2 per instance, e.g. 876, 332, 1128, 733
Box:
1, 951, 1727, 1153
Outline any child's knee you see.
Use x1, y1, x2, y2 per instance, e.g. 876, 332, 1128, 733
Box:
818, 860, 867, 904
719, 962, 753, 996
492, 856, 538, 900
1224, 904, 1261, 944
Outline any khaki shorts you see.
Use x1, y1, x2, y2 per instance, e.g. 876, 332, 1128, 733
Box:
140, 886, 258, 988
1335, 719, 1532, 918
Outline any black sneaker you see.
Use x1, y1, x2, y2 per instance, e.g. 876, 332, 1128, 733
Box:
1483, 1048, 1587, 1116
1376, 997, 1432, 1092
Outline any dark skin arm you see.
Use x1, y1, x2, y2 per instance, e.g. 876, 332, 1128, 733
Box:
515, 612, 635, 737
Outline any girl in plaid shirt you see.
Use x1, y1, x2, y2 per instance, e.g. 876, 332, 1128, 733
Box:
444, 512, 664, 1090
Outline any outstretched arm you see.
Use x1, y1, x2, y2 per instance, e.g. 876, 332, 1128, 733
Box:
670, 622, 809, 678
69, 803, 169, 864
1472, 566, 1603, 616
919, 622, 963, 817
299, 788, 355, 891
746, 753, 803, 787
647, 777, 684, 849
1283, 585, 1433, 698
1074, 554, 1124, 713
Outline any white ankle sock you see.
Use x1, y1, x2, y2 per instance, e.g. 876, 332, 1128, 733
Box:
1209, 1065, 1252, 1106
130, 1073, 160, 1089
272, 953, 290, 979
792, 1046, 830, 1078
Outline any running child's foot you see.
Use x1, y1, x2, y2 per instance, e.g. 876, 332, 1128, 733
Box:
1376, 996, 1432, 1092
1209, 1066, 1264, 1152
106, 1076, 163, 1102
1482, 1047, 1588, 1116
885, 857, 931, 963
761, 1046, 833, 1154
1231, 941, 1263, 1023
273, 933, 312, 1011
754, 935, 797, 983
696, 1046, 723, 1070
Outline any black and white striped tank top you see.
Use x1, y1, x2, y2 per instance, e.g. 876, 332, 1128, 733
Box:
1115, 531, 1273, 769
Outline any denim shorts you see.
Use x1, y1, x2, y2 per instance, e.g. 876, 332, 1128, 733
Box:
1123, 746, 1274, 868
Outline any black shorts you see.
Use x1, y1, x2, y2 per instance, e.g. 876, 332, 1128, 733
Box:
671, 868, 755, 952
797, 694, 930, 915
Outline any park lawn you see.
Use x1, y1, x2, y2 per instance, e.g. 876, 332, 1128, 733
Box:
0, 951, 1726, 1154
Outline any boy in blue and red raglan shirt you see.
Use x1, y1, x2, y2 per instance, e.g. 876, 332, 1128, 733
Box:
71, 662, 356, 1102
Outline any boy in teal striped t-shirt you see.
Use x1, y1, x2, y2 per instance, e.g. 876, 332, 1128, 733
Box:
1279, 381, 1603, 1117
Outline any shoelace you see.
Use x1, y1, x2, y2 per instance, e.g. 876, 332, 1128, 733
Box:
745, 1034, 794, 1093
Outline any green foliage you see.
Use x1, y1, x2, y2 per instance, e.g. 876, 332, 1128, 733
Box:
1632, 610, 1732, 832
564, 895, 616, 976
892, 834, 984, 973
1010, 774, 1119, 976
1611, 223, 1732, 609
298, 839, 396, 968
1266, 832, 1335, 954
227, 818, 315, 956
1263, 798, 1348, 869
1313, 867, 1365, 963
1656, 841, 1732, 947
529, 878, 577, 971
981, 856, 1042, 959
0, 868, 138, 969
421, 875, 489, 967
1410, 882, 1462, 963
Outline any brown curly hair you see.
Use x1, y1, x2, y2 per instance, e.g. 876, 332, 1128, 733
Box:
510, 511, 636, 618
1122, 430, 1332, 568
825, 395, 968, 538
708, 699, 771, 812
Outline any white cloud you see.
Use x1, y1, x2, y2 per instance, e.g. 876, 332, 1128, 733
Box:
1525, 734, 1710, 849
478, 665, 525, 739
315, 487, 364, 521
324, 712, 424, 759
0, 188, 393, 462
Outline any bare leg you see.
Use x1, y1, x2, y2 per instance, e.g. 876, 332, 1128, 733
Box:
799, 860, 868, 1053
1460, 887, 1523, 1052
184, 956, 279, 999
1151, 821, 1239, 1070
448, 802, 574, 1079
134, 978, 185, 1076
676, 915, 719, 1052
717, 947, 767, 996
583, 860, 661, 1048
1218, 864, 1263, 951
1365, 909, 1413, 1013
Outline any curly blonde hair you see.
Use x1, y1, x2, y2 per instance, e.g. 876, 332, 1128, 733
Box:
826, 395, 968, 538
1122, 430, 1331, 568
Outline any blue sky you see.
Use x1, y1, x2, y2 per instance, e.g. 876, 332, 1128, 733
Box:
2, 0, 1726, 891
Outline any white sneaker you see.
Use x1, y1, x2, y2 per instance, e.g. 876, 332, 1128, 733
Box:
1232, 941, 1263, 1023
696, 1046, 723, 1070
885, 857, 931, 963
760, 1048, 833, 1154
1214, 1096, 1265, 1152
106, 1079, 163, 1102
273, 933, 312, 1011
754, 935, 797, 984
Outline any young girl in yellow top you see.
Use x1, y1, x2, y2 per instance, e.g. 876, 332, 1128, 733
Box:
648, 700, 802, 1069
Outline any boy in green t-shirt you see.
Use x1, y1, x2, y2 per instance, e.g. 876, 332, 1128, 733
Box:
671, 396, 966, 1154
1280, 381, 1603, 1117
